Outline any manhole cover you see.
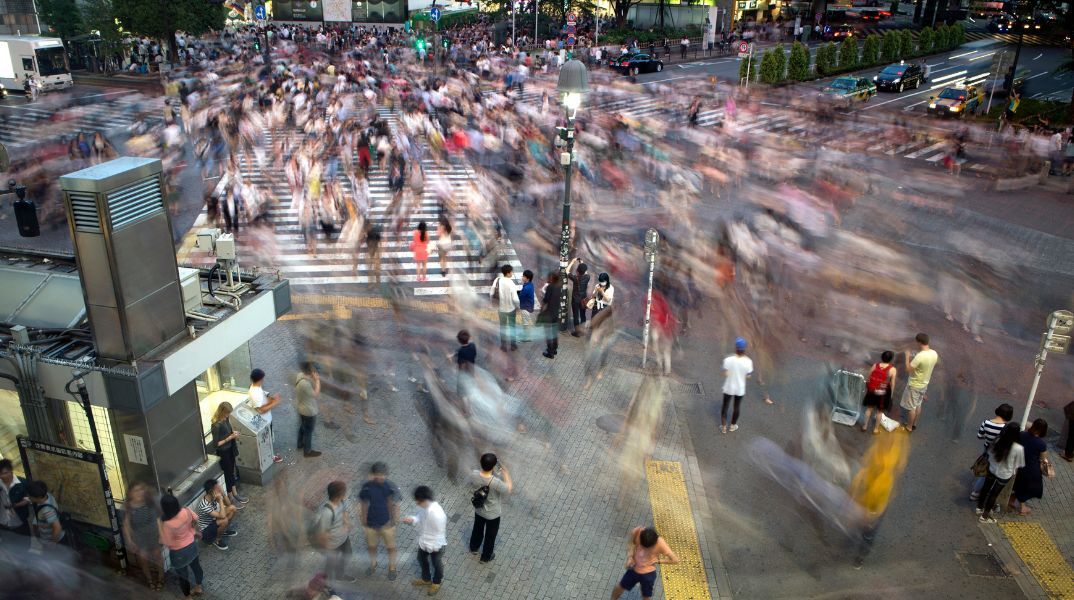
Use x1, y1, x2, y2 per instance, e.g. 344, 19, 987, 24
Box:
957, 552, 1009, 578
596, 414, 626, 433
667, 381, 704, 395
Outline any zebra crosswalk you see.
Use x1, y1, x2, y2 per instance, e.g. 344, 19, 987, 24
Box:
180, 107, 522, 296
0, 93, 164, 149
500, 88, 990, 171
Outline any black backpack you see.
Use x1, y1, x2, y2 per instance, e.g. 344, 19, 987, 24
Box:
471, 477, 493, 510
8, 482, 30, 523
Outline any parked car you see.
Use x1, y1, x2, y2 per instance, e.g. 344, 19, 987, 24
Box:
874, 62, 925, 92
822, 24, 855, 40
607, 53, 664, 76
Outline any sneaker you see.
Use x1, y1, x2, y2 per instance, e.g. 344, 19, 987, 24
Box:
975, 508, 984, 516
213, 539, 229, 550
304, 450, 323, 458
427, 584, 441, 596
272, 455, 283, 463
411, 579, 431, 587
969, 493, 979, 501
233, 494, 249, 504
979, 515, 997, 524
222, 529, 238, 537
729, 424, 739, 432
335, 575, 358, 584
721, 425, 728, 434
480, 553, 496, 564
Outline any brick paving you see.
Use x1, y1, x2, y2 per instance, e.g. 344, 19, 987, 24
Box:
148, 312, 718, 599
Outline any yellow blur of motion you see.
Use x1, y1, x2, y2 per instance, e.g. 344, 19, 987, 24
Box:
850, 430, 910, 516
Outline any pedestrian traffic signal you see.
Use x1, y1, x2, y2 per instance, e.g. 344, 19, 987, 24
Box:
416, 38, 426, 51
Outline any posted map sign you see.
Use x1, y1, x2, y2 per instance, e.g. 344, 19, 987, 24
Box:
17, 437, 111, 529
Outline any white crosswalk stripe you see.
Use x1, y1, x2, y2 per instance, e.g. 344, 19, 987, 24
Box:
181, 107, 521, 294
0, 94, 165, 148
502, 88, 991, 171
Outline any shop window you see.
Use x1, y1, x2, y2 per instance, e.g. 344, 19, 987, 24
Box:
196, 343, 252, 446
65, 401, 126, 502
0, 389, 28, 477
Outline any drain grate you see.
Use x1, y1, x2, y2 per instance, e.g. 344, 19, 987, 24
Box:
957, 552, 1009, 578
667, 380, 704, 395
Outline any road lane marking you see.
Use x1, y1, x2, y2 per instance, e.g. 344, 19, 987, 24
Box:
1026, 72, 1049, 81
932, 70, 970, 84
949, 50, 978, 59
1033, 53, 1043, 60
646, 460, 713, 600
968, 52, 996, 61
1000, 522, 1074, 599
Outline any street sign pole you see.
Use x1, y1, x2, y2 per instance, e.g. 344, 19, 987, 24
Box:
1020, 310, 1073, 428
641, 228, 660, 369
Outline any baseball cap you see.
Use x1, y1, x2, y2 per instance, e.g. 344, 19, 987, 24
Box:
735, 337, 747, 351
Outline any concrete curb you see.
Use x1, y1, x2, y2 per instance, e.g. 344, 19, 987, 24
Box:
979, 523, 1049, 600
993, 161, 1050, 191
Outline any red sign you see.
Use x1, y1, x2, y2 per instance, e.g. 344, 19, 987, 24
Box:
566, 11, 577, 23
738, 41, 749, 53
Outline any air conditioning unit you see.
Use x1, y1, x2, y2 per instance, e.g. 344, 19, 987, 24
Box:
178, 267, 203, 312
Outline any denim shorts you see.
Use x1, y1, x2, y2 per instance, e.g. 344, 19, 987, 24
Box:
619, 568, 657, 596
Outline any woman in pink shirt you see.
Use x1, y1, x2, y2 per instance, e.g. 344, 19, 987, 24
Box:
159, 493, 204, 598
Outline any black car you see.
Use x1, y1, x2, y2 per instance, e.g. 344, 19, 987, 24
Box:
874, 62, 925, 92
608, 53, 664, 76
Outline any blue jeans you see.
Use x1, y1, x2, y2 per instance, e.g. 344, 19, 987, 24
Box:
297, 415, 316, 452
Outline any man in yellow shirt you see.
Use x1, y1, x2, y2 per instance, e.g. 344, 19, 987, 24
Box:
900, 333, 938, 432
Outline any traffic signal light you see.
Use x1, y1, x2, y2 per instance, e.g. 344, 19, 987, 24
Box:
416, 38, 426, 51
442, 38, 449, 49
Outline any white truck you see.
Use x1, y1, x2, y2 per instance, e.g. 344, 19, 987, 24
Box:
0, 35, 74, 95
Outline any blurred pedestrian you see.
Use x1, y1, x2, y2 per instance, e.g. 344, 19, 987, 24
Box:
211, 402, 248, 506
490, 264, 520, 351
313, 481, 357, 584
27, 481, 66, 550
970, 403, 1013, 500
1010, 419, 1052, 516
609, 526, 679, 600
721, 337, 753, 433
900, 333, 939, 433
456, 329, 477, 375
860, 351, 896, 434
403, 485, 447, 595
538, 272, 562, 359
295, 361, 323, 458
359, 463, 401, 579
123, 481, 163, 590
436, 218, 453, 278
850, 431, 909, 568
412, 221, 430, 282
1062, 401, 1074, 462
159, 492, 204, 599
266, 476, 303, 579
468, 453, 512, 563
977, 423, 1024, 523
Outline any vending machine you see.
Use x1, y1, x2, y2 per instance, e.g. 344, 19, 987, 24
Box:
230, 401, 277, 484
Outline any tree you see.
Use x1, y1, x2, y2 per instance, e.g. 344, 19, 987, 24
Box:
898, 29, 913, 59
768, 44, 786, 84
839, 36, 859, 69
36, 0, 85, 41
950, 22, 965, 47
917, 26, 935, 55
740, 51, 758, 83
816, 42, 838, 76
880, 30, 900, 63
113, 0, 224, 55
935, 24, 950, 51
861, 34, 881, 66
611, 0, 644, 27
788, 41, 810, 81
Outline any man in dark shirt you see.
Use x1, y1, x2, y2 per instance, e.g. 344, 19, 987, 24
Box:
456, 330, 476, 373
567, 259, 590, 337
359, 462, 401, 579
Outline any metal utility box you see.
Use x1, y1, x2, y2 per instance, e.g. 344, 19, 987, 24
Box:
178, 267, 202, 312
59, 157, 186, 362
230, 401, 276, 484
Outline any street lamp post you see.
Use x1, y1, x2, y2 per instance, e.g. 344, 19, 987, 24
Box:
556, 60, 589, 332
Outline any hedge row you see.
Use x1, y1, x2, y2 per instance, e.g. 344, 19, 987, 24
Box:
748, 23, 966, 84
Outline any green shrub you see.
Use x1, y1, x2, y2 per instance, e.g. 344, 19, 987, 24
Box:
898, 29, 914, 58
839, 36, 859, 69
760, 47, 785, 84
917, 26, 935, 55
880, 31, 900, 63
788, 41, 810, 81
816, 42, 838, 76
861, 34, 881, 66
935, 24, 950, 50
950, 22, 965, 47
739, 52, 758, 83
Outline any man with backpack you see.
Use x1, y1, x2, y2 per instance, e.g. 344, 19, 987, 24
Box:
0, 460, 31, 548
860, 351, 896, 434
27, 481, 66, 549
468, 453, 512, 564
313, 481, 357, 584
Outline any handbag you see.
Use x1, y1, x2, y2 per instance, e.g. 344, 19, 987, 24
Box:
971, 452, 989, 477
585, 297, 595, 310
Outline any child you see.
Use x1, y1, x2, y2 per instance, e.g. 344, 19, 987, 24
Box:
517, 270, 536, 342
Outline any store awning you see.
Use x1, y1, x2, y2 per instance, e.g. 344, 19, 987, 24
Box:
0, 265, 85, 330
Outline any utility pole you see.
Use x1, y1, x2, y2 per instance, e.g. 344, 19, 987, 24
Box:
641, 229, 660, 368
1020, 310, 1072, 428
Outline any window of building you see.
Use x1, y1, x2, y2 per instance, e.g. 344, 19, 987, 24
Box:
196, 343, 252, 446
65, 401, 126, 502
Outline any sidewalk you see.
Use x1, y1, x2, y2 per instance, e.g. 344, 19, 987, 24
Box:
163, 310, 724, 599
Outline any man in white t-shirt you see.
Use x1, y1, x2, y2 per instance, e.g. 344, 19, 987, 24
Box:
721, 337, 753, 433
250, 368, 282, 463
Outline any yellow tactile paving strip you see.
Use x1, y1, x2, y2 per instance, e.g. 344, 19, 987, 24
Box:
646, 460, 713, 600
1000, 521, 1074, 599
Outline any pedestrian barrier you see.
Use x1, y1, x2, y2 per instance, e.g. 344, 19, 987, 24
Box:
830, 369, 865, 427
